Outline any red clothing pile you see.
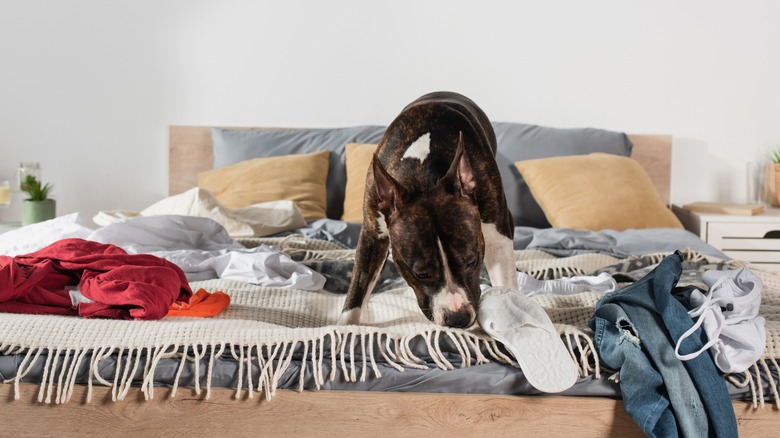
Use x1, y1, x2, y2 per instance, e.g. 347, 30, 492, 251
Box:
0, 238, 192, 320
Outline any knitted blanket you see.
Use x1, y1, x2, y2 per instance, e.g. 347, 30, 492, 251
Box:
1, 239, 778, 408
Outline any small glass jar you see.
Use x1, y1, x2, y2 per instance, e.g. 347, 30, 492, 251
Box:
17, 162, 41, 192
0, 180, 10, 207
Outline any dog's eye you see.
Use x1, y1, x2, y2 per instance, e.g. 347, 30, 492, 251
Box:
414, 271, 431, 280
464, 257, 478, 270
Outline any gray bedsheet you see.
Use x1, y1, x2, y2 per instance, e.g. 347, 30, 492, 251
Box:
293, 220, 728, 259
513, 226, 727, 259
0, 339, 766, 400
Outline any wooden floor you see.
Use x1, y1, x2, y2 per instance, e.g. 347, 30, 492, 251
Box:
2, 383, 777, 437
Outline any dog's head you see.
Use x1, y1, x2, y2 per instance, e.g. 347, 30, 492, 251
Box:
372, 133, 484, 328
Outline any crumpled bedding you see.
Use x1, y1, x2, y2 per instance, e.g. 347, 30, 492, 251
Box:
0, 214, 325, 290
95, 187, 307, 237
514, 226, 728, 259
0, 212, 764, 403
0, 246, 771, 403
273, 220, 730, 260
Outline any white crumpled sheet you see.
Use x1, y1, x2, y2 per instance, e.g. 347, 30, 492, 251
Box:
96, 187, 307, 238
0, 213, 325, 290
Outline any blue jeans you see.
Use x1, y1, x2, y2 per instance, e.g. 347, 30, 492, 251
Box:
590, 252, 738, 438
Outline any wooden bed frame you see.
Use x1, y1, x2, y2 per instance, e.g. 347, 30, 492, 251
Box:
3, 128, 776, 437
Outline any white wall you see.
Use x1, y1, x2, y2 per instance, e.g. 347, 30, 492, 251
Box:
1, 0, 779, 222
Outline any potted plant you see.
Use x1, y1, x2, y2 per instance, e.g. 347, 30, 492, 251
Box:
21, 175, 56, 225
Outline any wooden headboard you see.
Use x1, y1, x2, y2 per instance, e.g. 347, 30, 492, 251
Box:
169, 127, 672, 206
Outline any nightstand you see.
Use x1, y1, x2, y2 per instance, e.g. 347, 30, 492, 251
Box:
673, 205, 780, 270
0, 221, 21, 235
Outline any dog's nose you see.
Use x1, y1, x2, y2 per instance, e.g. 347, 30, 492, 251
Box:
442, 308, 476, 329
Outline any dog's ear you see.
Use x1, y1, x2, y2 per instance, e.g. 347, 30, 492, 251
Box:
372, 153, 404, 212
441, 131, 476, 197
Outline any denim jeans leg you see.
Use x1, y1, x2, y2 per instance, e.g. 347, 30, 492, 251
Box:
649, 255, 739, 438
592, 303, 679, 438
618, 302, 708, 437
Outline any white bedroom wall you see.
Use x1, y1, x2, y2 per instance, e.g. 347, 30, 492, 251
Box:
1, 0, 779, 222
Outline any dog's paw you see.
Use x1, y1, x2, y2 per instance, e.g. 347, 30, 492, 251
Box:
337, 308, 362, 325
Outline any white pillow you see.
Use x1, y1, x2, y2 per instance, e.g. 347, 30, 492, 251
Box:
136, 188, 306, 237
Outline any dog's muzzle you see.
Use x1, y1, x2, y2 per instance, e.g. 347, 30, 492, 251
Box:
443, 308, 476, 328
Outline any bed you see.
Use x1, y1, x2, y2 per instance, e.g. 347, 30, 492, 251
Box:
2, 122, 778, 437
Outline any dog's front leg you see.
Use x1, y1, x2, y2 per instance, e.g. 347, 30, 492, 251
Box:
338, 226, 389, 325
481, 222, 518, 290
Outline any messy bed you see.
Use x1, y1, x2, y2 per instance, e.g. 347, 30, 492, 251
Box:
1, 122, 777, 436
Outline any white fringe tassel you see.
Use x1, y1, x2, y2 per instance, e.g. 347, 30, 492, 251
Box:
8, 328, 773, 408
726, 355, 780, 409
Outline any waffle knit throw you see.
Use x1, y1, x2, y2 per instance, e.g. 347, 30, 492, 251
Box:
2, 243, 779, 409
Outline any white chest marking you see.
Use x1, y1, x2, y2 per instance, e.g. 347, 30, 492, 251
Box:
376, 211, 389, 238
402, 133, 431, 162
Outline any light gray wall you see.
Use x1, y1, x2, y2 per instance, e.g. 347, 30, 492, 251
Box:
1, 0, 779, 222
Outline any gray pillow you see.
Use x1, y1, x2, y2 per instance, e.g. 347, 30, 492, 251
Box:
212, 123, 632, 227
212, 126, 386, 220
492, 122, 633, 228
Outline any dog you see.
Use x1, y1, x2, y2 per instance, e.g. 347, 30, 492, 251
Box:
338, 91, 517, 328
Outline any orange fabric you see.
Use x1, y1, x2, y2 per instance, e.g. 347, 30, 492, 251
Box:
167, 288, 230, 318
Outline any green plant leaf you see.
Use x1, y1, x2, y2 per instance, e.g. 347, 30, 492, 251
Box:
771, 145, 780, 163
22, 175, 53, 201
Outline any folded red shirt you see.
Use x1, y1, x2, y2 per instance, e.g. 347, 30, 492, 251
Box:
0, 238, 192, 320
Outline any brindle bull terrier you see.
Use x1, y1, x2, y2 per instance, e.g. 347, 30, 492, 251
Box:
338, 91, 517, 328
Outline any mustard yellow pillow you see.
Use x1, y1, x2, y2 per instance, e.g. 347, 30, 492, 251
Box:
198, 150, 329, 221
514, 153, 683, 231
342, 143, 377, 222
